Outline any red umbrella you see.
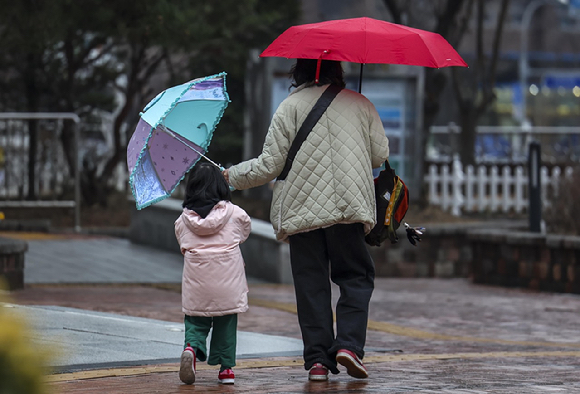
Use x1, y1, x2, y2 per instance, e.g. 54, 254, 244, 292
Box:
260, 17, 468, 91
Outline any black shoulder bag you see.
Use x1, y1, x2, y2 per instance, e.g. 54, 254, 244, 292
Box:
277, 84, 342, 181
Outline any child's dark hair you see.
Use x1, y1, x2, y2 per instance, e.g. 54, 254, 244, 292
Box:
182, 162, 231, 209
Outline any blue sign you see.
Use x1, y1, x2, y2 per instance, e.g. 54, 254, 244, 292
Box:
543, 74, 580, 89
376, 107, 402, 130
570, 0, 580, 16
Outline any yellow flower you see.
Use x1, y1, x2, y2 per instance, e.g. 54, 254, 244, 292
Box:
0, 281, 53, 394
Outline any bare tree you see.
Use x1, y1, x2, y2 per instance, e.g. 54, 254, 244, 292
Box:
381, 0, 473, 201
383, 0, 511, 168
0, 0, 299, 206
452, 0, 511, 165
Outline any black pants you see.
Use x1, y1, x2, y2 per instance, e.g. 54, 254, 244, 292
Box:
288, 223, 375, 374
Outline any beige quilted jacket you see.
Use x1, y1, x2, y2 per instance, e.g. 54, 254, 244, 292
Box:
228, 83, 389, 241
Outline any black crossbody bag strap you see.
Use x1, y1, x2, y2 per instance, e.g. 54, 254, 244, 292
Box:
277, 84, 342, 181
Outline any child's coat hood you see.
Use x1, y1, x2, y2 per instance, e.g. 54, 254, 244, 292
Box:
179, 201, 233, 236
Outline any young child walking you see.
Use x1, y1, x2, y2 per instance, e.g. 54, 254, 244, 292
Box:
174, 162, 251, 385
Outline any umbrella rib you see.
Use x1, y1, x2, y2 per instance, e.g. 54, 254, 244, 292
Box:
160, 125, 223, 170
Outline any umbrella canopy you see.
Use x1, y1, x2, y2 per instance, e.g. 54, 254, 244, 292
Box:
261, 17, 467, 68
260, 17, 467, 90
127, 72, 229, 209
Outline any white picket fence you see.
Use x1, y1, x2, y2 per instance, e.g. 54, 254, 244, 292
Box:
425, 158, 575, 216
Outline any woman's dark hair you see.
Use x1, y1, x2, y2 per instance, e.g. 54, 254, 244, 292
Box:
182, 162, 231, 209
290, 59, 345, 89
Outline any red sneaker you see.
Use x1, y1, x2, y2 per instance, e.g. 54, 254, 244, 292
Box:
336, 349, 368, 379
218, 368, 235, 384
179, 346, 196, 384
308, 363, 329, 381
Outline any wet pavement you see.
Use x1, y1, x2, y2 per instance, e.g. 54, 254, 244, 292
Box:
6, 304, 303, 371
5, 232, 580, 393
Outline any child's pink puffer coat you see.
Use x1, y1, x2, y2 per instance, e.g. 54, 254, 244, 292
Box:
175, 201, 251, 316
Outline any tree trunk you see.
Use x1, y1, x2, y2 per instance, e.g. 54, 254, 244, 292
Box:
100, 93, 133, 183
98, 47, 165, 192
417, 69, 449, 204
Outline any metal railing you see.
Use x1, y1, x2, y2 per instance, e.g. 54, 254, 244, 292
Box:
0, 112, 81, 231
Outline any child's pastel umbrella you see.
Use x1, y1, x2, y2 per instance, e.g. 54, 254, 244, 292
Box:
127, 72, 229, 209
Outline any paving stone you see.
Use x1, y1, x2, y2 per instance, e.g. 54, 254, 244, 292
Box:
6, 233, 580, 393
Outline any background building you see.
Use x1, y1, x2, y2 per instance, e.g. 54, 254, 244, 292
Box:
243, 0, 580, 203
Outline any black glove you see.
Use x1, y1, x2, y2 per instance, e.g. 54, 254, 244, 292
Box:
364, 231, 381, 247
405, 223, 424, 246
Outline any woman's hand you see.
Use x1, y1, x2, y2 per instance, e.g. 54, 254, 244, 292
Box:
222, 168, 230, 184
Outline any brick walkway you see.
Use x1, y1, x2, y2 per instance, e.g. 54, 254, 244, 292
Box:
12, 279, 580, 393
6, 232, 580, 393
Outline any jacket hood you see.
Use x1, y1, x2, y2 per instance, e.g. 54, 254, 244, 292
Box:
180, 201, 233, 236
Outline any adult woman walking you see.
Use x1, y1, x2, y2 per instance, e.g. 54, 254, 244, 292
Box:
223, 59, 389, 381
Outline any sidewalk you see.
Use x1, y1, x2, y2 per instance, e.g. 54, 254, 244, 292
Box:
6, 232, 580, 393
7, 304, 303, 372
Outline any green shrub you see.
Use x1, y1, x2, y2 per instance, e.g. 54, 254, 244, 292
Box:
544, 167, 580, 235
0, 284, 52, 394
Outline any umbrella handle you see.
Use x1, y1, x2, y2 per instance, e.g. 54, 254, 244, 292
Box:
359, 64, 364, 93
315, 50, 329, 84
219, 164, 236, 191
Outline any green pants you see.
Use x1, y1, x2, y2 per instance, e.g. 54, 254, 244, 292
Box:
184, 314, 237, 368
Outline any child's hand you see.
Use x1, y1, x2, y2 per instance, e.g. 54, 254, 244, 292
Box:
222, 168, 230, 184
